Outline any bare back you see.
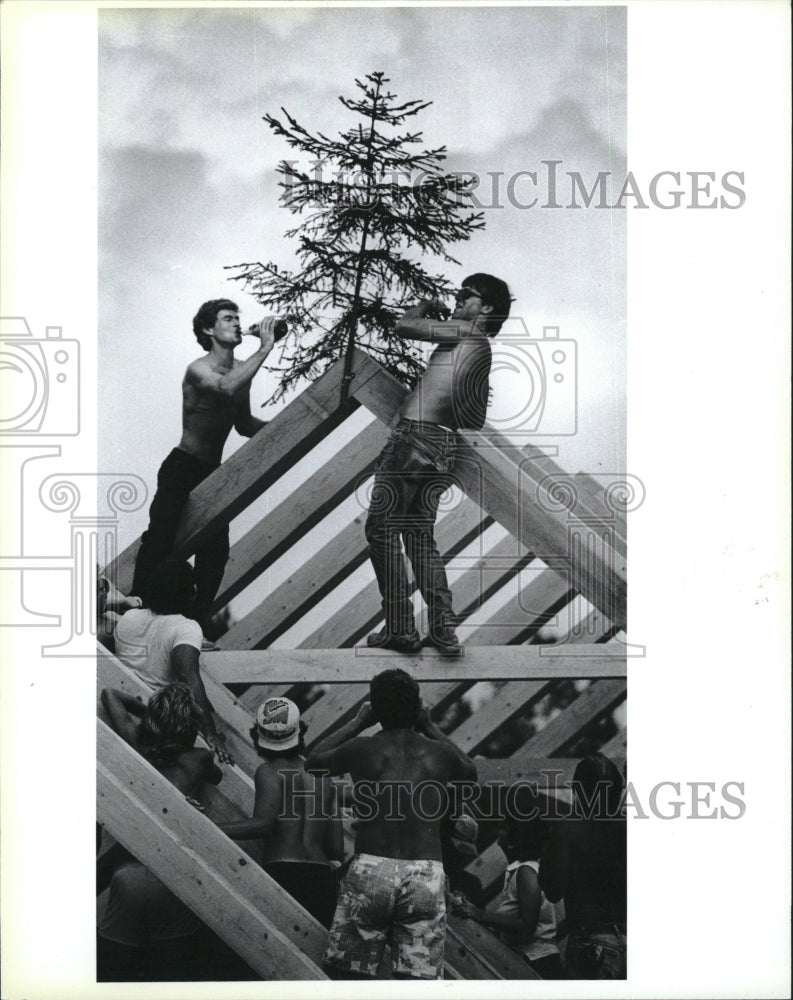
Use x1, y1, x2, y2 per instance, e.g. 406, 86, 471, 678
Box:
254, 758, 340, 865
179, 357, 251, 466
402, 336, 492, 430
346, 729, 465, 861
146, 747, 219, 800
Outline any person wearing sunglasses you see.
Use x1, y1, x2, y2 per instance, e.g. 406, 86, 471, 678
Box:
365, 272, 512, 654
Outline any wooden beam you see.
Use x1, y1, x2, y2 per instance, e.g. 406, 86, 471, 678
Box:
106, 357, 357, 592
455, 440, 626, 629
462, 563, 572, 646
108, 351, 626, 628
450, 682, 549, 755
97, 646, 255, 815
294, 529, 535, 741
346, 350, 626, 627
446, 918, 540, 980
221, 496, 487, 652
473, 756, 580, 789
449, 589, 618, 756
97, 720, 328, 979
218, 516, 368, 651
210, 418, 389, 613
472, 753, 626, 791
465, 841, 507, 902
201, 646, 627, 685
514, 678, 627, 758
600, 727, 628, 759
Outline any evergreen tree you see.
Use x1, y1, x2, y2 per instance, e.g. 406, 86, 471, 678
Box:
227, 71, 484, 405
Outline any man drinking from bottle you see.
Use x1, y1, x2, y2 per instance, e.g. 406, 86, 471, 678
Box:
132, 299, 284, 633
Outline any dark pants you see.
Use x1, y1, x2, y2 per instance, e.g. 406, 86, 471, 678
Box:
132, 448, 229, 626
263, 861, 339, 930
564, 928, 627, 979
528, 953, 563, 979
364, 420, 457, 634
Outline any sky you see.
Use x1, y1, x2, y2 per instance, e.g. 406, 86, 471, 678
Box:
2, 4, 790, 995
99, 4, 627, 563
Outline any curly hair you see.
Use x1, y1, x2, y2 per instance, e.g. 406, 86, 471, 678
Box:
572, 752, 624, 819
138, 683, 202, 769
463, 272, 513, 335
370, 668, 420, 730
192, 298, 239, 351
500, 816, 548, 861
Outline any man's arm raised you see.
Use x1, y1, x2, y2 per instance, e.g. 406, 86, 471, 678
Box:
171, 644, 235, 765
394, 299, 474, 344
185, 317, 279, 397
304, 701, 377, 776
233, 387, 267, 438
415, 702, 478, 782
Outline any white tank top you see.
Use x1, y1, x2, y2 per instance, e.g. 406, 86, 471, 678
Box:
497, 859, 559, 962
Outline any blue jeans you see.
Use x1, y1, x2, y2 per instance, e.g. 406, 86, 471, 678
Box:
564, 928, 627, 979
132, 448, 229, 626
365, 420, 458, 634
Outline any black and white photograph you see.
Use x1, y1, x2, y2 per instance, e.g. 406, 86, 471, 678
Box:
95, 4, 628, 983
0, 1, 789, 997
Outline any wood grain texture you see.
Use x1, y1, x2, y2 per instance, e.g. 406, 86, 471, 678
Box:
514, 678, 627, 758
106, 350, 627, 629
201, 646, 627, 685
211, 418, 389, 614
97, 646, 255, 815
97, 720, 328, 979
105, 357, 356, 593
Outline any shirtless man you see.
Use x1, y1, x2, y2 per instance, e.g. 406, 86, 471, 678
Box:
305, 668, 478, 980
132, 299, 283, 630
365, 273, 512, 654
218, 697, 343, 929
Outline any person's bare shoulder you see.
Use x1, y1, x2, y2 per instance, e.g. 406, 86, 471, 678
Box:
254, 758, 279, 783
184, 355, 213, 385
425, 735, 471, 780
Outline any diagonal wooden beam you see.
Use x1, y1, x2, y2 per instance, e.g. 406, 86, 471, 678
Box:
106, 357, 357, 593
301, 556, 568, 747
107, 350, 626, 628
210, 418, 389, 614
222, 496, 489, 654
514, 678, 627, 758
449, 585, 616, 756
446, 917, 540, 980
97, 646, 255, 816
345, 350, 626, 628
97, 720, 328, 979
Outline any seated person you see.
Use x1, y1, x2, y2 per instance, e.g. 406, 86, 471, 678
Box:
440, 807, 486, 910
218, 697, 343, 929
96, 565, 142, 650
113, 557, 232, 763
540, 753, 627, 980
453, 816, 562, 979
97, 683, 223, 981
